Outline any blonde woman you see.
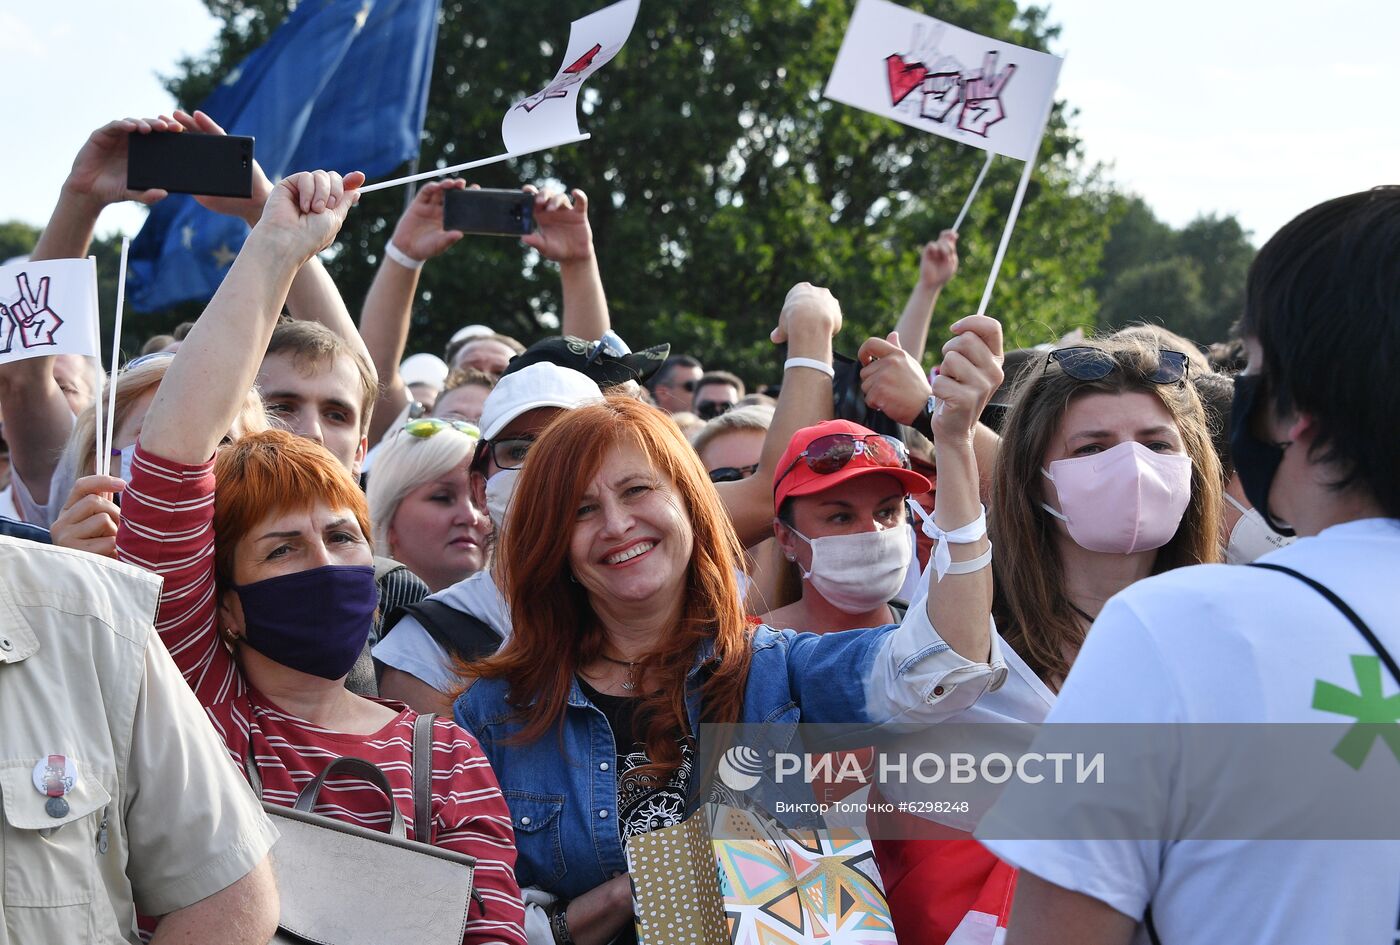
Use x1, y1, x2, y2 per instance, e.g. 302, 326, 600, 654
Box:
367, 417, 491, 594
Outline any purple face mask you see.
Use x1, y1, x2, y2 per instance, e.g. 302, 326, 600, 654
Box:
234, 565, 377, 679
1041, 441, 1192, 554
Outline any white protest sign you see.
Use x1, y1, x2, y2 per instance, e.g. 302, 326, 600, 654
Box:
824, 0, 1062, 162
0, 258, 99, 364
500, 0, 641, 153
360, 0, 640, 195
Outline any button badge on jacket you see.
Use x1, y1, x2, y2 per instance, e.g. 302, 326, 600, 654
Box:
32, 754, 77, 818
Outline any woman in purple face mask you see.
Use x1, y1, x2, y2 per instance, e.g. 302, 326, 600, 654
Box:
107, 157, 528, 944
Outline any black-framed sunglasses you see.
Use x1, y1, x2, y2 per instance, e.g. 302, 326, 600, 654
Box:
695, 400, 735, 421
679, 378, 699, 393
477, 434, 537, 471
708, 463, 759, 484
1047, 346, 1190, 385
776, 433, 910, 488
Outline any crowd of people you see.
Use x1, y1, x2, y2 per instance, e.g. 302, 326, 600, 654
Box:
1, 110, 1395, 945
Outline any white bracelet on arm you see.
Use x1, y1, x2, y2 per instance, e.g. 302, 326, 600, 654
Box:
784, 356, 835, 378
912, 503, 991, 581
384, 241, 425, 271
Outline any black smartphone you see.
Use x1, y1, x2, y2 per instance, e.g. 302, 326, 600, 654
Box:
127, 131, 255, 198
443, 188, 536, 236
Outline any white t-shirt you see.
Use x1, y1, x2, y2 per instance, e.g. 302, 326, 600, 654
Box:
372, 570, 510, 693
980, 518, 1400, 944
11, 445, 77, 529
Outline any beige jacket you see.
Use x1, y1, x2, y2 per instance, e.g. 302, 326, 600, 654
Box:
0, 536, 277, 944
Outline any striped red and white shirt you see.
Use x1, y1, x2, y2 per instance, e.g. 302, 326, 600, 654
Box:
116, 445, 526, 945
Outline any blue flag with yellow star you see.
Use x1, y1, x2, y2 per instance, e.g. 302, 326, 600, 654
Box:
128, 0, 439, 312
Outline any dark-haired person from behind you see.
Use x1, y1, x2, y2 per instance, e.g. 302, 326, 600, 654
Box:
983, 189, 1400, 945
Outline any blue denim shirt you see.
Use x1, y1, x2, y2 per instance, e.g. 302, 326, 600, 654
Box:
455, 614, 1005, 899
0, 515, 50, 544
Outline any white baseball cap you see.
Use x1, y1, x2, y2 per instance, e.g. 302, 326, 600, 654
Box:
400, 353, 449, 390
449, 324, 496, 347
479, 363, 603, 440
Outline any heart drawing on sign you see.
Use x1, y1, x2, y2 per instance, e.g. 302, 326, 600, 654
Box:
885, 53, 928, 106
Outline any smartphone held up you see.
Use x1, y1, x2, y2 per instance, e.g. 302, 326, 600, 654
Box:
127, 131, 256, 199
442, 188, 536, 237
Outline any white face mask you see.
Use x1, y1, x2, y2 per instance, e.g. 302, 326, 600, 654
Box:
787, 524, 913, 615
116, 443, 136, 483
484, 468, 520, 533
1223, 491, 1295, 564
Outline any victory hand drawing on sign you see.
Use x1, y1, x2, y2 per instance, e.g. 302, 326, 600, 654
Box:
0, 273, 65, 355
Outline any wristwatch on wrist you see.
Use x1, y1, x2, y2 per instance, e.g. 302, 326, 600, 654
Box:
549, 900, 576, 945
912, 394, 937, 438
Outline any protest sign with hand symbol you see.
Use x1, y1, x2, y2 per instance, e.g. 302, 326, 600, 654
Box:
0, 259, 99, 363
0, 273, 64, 355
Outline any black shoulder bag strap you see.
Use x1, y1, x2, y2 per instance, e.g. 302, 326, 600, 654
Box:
1249, 562, 1400, 685
1144, 562, 1395, 945
411, 712, 437, 843
402, 599, 504, 664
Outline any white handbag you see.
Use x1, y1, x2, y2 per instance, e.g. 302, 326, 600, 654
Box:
245, 713, 482, 945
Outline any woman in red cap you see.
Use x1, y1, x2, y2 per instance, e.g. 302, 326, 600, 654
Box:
760, 418, 931, 631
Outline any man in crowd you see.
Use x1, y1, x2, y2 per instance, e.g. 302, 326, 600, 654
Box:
451, 333, 525, 375
257, 318, 377, 477
647, 354, 704, 414
692, 369, 745, 420
0, 536, 279, 944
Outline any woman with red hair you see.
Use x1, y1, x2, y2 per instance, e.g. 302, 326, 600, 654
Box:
456, 374, 1006, 943
113, 166, 525, 945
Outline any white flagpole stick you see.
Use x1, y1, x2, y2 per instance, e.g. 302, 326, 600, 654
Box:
974, 154, 1035, 317
974, 86, 1057, 317
102, 237, 130, 467
357, 134, 592, 195
87, 256, 105, 478
951, 150, 994, 233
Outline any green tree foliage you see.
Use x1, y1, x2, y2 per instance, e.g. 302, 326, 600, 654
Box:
0, 221, 41, 264
1098, 256, 1207, 339
1095, 194, 1253, 346
149, 0, 1121, 381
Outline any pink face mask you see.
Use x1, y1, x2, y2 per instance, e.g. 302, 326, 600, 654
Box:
1041, 441, 1192, 554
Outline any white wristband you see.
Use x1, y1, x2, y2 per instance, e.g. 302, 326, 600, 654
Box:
784, 357, 834, 378
911, 504, 990, 581
384, 241, 425, 271
939, 543, 993, 579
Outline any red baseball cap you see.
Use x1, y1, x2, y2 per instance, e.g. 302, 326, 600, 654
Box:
773, 419, 932, 511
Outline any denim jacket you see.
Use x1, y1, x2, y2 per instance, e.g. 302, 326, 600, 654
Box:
454, 607, 1006, 899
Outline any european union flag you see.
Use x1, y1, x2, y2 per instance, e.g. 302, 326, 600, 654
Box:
128, 0, 439, 312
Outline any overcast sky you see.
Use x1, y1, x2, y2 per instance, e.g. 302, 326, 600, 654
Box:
3, 0, 1395, 247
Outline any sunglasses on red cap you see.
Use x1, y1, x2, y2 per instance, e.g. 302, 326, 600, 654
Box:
776, 433, 910, 489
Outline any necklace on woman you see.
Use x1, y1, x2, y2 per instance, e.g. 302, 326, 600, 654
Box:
597, 653, 641, 692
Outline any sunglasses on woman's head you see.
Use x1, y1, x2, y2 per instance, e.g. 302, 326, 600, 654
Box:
708, 463, 759, 484
1046, 346, 1190, 385
403, 418, 480, 439
776, 433, 909, 488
